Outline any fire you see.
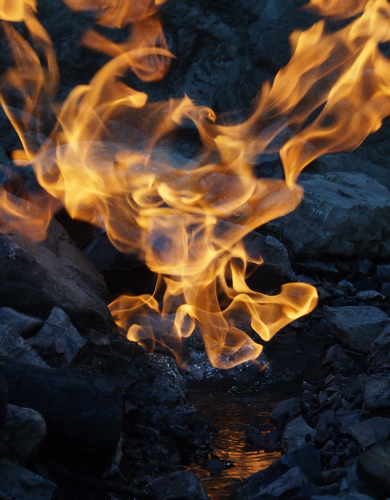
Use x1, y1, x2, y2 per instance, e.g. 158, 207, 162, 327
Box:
4, 0, 387, 368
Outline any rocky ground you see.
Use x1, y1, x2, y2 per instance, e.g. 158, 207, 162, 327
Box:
0, 0, 390, 499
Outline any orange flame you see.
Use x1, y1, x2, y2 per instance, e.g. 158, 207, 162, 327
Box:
12, 0, 390, 367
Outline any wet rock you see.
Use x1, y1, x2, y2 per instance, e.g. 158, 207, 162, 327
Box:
281, 416, 316, 453
0, 307, 42, 338
270, 397, 300, 424
0, 329, 49, 368
323, 306, 390, 353
0, 404, 46, 465
0, 204, 112, 332
347, 417, 390, 447
323, 345, 354, 373
357, 443, 390, 496
363, 374, 390, 410
274, 172, 390, 258
149, 470, 209, 500
245, 426, 280, 452
0, 458, 56, 500
28, 307, 87, 366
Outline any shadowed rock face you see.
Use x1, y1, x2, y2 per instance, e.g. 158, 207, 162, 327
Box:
0, 199, 112, 332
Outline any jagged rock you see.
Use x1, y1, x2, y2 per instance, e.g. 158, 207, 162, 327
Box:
28, 307, 87, 366
363, 375, 390, 410
347, 417, 390, 447
259, 466, 308, 497
0, 200, 112, 332
0, 404, 46, 465
323, 306, 390, 354
0, 329, 49, 368
323, 344, 354, 372
376, 264, 390, 282
311, 494, 375, 500
0, 308, 42, 338
281, 416, 316, 453
270, 397, 300, 424
0, 459, 56, 500
149, 470, 209, 500
273, 173, 390, 258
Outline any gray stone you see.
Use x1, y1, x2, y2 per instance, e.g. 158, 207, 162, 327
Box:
0, 201, 112, 332
0, 308, 42, 338
28, 307, 87, 365
273, 172, 390, 258
149, 470, 209, 500
323, 306, 390, 353
363, 375, 390, 410
260, 466, 308, 496
281, 416, 316, 453
0, 329, 49, 368
371, 323, 390, 351
347, 417, 390, 447
0, 404, 46, 465
323, 344, 354, 372
0, 459, 56, 500
357, 443, 390, 496
270, 397, 300, 423
311, 494, 374, 500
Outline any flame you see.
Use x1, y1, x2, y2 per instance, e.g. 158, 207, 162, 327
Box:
12, 0, 390, 367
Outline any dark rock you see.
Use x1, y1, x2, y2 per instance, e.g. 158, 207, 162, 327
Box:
347, 417, 390, 447
323, 345, 354, 373
149, 470, 209, 500
258, 466, 308, 497
206, 457, 225, 477
28, 307, 87, 366
363, 375, 390, 410
377, 264, 390, 282
0, 307, 42, 337
245, 426, 280, 452
0, 404, 46, 465
0, 203, 112, 332
0, 458, 56, 500
270, 397, 300, 423
273, 173, 390, 258
337, 410, 363, 434
357, 443, 390, 496
315, 409, 337, 445
291, 443, 322, 484
0, 329, 49, 368
281, 416, 316, 453
0, 370, 7, 430
323, 306, 390, 353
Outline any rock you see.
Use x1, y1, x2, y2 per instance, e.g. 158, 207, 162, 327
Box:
376, 264, 390, 282
337, 410, 363, 434
244, 232, 297, 293
370, 323, 390, 351
347, 417, 390, 447
323, 344, 354, 372
311, 494, 374, 500
0, 370, 7, 430
0, 329, 49, 368
259, 466, 308, 497
287, 443, 322, 484
363, 375, 390, 410
273, 173, 390, 258
0, 404, 46, 465
0, 203, 112, 332
281, 416, 316, 453
28, 307, 87, 365
323, 306, 390, 353
307, 153, 390, 191
270, 397, 300, 423
0, 459, 56, 500
357, 443, 390, 496
0, 308, 42, 338
149, 470, 209, 500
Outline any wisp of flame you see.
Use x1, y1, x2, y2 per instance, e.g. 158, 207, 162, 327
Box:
0, 0, 386, 368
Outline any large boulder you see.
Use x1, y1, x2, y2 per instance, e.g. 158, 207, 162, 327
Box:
273, 172, 390, 258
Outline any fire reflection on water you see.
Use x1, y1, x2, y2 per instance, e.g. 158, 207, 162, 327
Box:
0, 0, 388, 368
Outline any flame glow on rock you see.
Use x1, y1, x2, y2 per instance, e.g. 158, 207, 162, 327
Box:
4, 0, 388, 367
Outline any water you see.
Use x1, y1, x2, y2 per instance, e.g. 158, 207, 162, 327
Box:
187, 383, 288, 499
